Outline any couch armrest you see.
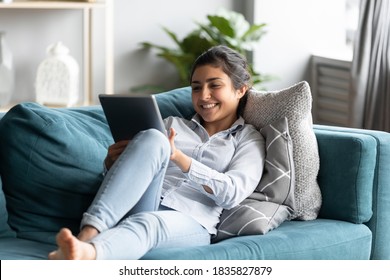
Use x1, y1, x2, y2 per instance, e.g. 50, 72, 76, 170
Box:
314, 127, 376, 223
314, 125, 390, 260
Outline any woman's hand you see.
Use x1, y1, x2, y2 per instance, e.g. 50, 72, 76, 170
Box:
168, 127, 178, 157
167, 128, 213, 194
104, 140, 129, 170
169, 128, 213, 194
168, 127, 191, 173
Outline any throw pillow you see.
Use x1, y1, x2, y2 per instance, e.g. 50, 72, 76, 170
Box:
213, 117, 294, 242
243, 81, 321, 220
0, 103, 113, 244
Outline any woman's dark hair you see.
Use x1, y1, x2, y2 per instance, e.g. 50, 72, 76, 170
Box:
190, 45, 252, 116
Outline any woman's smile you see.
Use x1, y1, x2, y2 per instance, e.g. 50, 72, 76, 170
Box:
201, 103, 218, 109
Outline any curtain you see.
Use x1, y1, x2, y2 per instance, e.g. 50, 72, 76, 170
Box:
350, 0, 390, 131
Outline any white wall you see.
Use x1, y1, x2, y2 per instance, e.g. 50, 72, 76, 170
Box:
251, 0, 349, 91
0, 9, 85, 103
113, 0, 242, 96
1, 0, 350, 105
0, 0, 239, 105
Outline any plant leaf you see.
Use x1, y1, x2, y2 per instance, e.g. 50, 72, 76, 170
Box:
138, 9, 271, 91
158, 52, 194, 85
162, 27, 182, 49
242, 23, 267, 42
181, 31, 214, 56
140, 42, 170, 52
197, 23, 223, 44
215, 9, 250, 38
207, 15, 235, 38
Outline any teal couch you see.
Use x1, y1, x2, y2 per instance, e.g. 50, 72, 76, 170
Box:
1, 87, 389, 260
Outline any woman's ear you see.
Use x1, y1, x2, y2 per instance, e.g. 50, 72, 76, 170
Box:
237, 85, 248, 99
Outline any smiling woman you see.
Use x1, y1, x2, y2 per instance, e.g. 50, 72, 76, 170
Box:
48, 45, 266, 260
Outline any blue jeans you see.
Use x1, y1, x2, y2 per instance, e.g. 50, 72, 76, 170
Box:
81, 129, 210, 259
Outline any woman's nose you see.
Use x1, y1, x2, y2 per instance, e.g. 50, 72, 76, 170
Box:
200, 87, 211, 100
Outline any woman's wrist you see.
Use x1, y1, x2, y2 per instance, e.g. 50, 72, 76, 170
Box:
172, 150, 191, 173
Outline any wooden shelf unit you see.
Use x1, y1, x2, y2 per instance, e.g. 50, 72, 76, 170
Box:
0, 1, 105, 9
0, 1, 114, 107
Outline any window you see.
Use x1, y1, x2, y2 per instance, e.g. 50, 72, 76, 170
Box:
345, 0, 360, 48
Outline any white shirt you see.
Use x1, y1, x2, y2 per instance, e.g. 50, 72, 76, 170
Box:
161, 115, 265, 234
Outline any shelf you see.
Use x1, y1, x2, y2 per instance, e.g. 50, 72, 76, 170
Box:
0, 0, 114, 106
0, 1, 104, 9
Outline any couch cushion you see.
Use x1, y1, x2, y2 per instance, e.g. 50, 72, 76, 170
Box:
0, 237, 56, 260
0, 220, 372, 260
243, 81, 321, 220
0, 103, 112, 244
315, 130, 376, 224
1, 107, 14, 239
143, 219, 372, 260
0, 177, 16, 238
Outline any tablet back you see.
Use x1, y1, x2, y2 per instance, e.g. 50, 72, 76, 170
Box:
99, 94, 166, 142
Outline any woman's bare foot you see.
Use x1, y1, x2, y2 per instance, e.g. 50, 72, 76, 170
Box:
48, 228, 97, 260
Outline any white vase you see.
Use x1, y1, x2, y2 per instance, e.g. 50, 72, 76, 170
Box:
0, 31, 15, 108
35, 42, 79, 107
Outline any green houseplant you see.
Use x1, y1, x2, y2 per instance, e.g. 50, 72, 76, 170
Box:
141, 9, 269, 90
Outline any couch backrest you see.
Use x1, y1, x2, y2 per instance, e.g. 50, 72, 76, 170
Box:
154, 86, 194, 119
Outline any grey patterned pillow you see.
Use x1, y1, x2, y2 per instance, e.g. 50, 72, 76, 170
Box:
243, 81, 321, 220
213, 117, 294, 242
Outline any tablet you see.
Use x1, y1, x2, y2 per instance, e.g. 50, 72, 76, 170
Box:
99, 94, 166, 142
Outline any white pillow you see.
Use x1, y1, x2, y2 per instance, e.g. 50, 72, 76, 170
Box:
243, 81, 321, 220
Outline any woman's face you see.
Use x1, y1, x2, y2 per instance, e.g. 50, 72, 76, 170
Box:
191, 65, 246, 133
